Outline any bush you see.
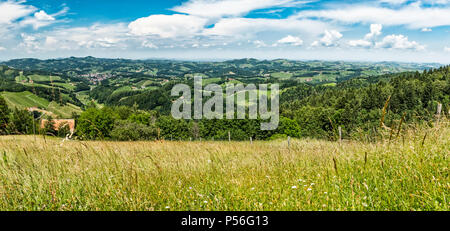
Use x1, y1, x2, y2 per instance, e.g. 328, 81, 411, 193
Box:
77, 107, 118, 140
110, 120, 157, 141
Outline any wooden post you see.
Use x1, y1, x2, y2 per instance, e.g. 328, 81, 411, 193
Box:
338, 126, 342, 143
436, 103, 442, 124
228, 131, 231, 142
288, 136, 291, 148
250, 137, 253, 144
157, 128, 161, 140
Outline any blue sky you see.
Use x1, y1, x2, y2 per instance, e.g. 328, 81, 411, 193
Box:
0, 0, 449, 63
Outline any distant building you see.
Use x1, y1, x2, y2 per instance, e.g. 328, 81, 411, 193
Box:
41, 119, 75, 133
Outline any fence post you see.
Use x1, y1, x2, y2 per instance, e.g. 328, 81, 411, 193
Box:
436, 103, 442, 124
338, 126, 342, 144
288, 136, 291, 149
250, 137, 253, 144
228, 131, 231, 142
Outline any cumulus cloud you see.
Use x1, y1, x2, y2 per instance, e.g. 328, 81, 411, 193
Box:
275, 35, 303, 46
348, 39, 372, 48
19, 23, 130, 52
0, 46, 6, 51
129, 14, 208, 38
375, 34, 425, 50
348, 24, 383, 48
311, 30, 342, 47
444, 46, 450, 52
421, 28, 432, 32
364, 24, 383, 40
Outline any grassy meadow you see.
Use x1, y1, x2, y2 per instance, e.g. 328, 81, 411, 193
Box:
0, 122, 448, 211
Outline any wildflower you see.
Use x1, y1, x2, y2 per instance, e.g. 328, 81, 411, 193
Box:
324, 192, 328, 194
310, 183, 315, 186
291, 186, 297, 189
307, 188, 312, 191
251, 187, 255, 191
165, 206, 170, 209
362, 203, 368, 207
203, 200, 208, 204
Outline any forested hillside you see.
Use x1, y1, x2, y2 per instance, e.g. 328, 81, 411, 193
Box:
282, 67, 449, 139
0, 57, 448, 141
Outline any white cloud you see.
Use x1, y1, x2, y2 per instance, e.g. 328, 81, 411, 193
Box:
171, 0, 305, 18
129, 14, 208, 38
444, 46, 450, 52
204, 18, 329, 40
141, 41, 158, 49
375, 34, 425, 50
311, 30, 342, 47
297, 5, 450, 29
19, 24, 130, 52
253, 40, 268, 48
421, 28, 432, 32
44, 36, 58, 46
275, 35, 303, 46
0, 46, 6, 51
0, 2, 67, 31
0, 1, 36, 25
20, 10, 55, 29
19, 33, 40, 51
348, 24, 382, 48
378, 0, 408, 5
348, 39, 372, 48
364, 24, 382, 40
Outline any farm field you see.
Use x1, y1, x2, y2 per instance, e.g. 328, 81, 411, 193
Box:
0, 91, 82, 118
0, 122, 448, 211
0, 91, 50, 109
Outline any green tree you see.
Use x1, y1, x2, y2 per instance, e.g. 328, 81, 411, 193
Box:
77, 107, 118, 140
9, 108, 34, 135
0, 96, 9, 135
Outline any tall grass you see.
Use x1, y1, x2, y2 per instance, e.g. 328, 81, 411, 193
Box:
0, 120, 448, 211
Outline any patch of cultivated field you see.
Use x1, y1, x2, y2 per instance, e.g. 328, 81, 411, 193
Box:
1, 91, 50, 109
0, 123, 448, 211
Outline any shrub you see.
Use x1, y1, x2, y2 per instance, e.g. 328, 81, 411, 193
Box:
110, 120, 157, 141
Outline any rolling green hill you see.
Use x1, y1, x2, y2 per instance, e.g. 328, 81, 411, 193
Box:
0, 91, 82, 118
